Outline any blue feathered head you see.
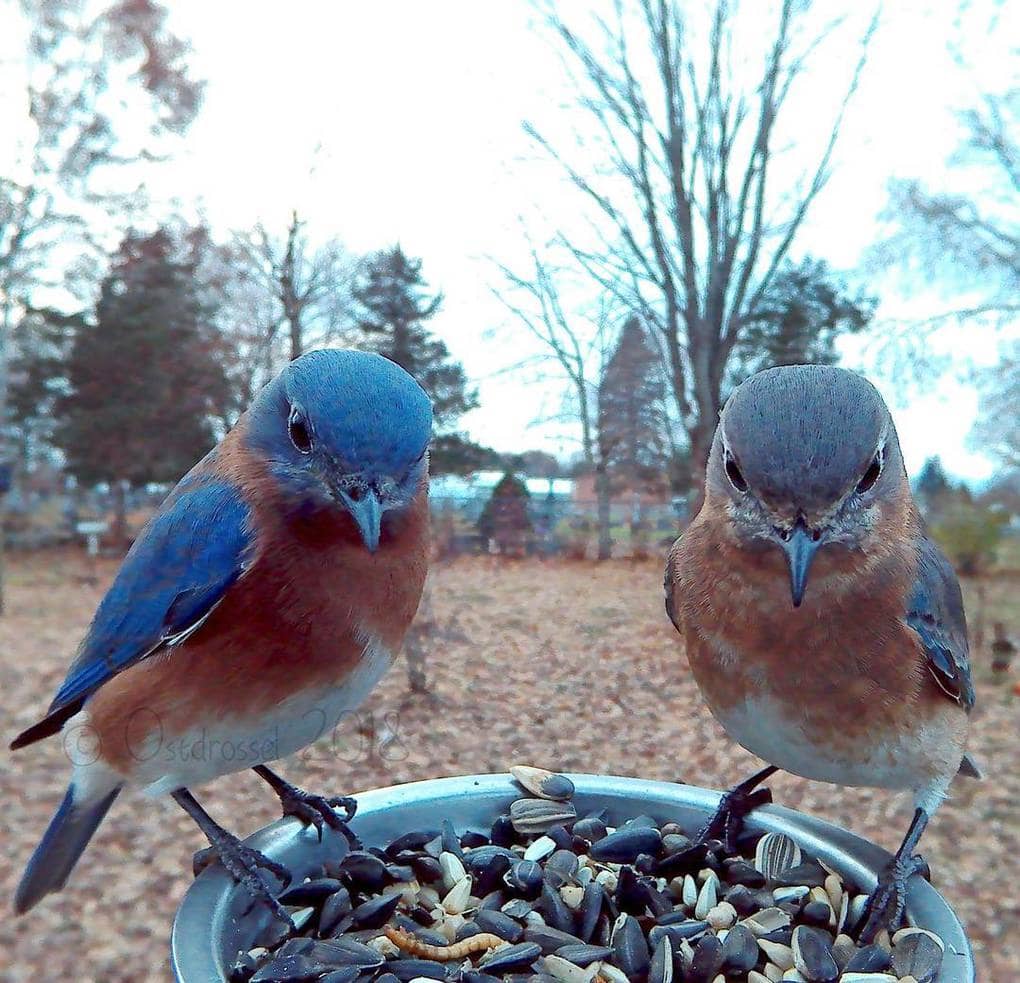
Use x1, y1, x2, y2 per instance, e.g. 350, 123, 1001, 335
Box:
246, 349, 433, 549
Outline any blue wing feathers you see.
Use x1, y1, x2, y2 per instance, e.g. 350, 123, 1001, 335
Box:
48, 480, 253, 714
908, 535, 975, 711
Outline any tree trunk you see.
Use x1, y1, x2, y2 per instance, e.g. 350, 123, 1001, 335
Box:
972, 577, 988, 651
687, 415, 716, 516
112, 481, 130, 551
283, 210, 303, 360
404, 577, 433, 694
595, 462, 612, 561
288, 314, 302, 361
0, 300, 10, 615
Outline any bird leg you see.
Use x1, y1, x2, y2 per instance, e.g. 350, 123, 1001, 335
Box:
172, 787, 294, 930
856, 808, 931, 943
253, 765, 360, 847
694, 765, 779, 854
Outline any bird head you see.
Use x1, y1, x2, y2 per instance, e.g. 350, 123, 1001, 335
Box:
705, 364, 908, 607
246, 349, 433, 551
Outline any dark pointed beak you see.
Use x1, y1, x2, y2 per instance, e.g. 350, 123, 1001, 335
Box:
780, 519, 821, 608
338, 486, 383, 553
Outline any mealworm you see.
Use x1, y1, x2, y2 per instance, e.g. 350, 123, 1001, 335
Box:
382, 925, 505, 961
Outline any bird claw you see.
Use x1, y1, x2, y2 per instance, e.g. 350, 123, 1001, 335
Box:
280, 788, 361, 849
197, 830, 294, 930
696, 784, 774, 854
855, 852, 928, 943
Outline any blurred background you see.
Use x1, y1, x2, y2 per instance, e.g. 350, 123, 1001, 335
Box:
0, 0, 1016, 980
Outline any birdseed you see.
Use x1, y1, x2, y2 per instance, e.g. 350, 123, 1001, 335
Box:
228, 768, 947, 983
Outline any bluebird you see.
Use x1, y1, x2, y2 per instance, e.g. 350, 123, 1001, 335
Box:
11, 349, 432, 922
664, 364, 977, 942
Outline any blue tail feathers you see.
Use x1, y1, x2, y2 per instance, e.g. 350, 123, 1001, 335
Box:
14, 783, 121, 914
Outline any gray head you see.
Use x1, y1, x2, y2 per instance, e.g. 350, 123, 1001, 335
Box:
246, 349, 433, 551
706, 364, 907, 606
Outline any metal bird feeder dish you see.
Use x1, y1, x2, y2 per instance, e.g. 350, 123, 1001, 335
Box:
171, 774, 974, 982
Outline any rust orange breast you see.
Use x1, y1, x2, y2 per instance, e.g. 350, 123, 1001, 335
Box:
667, 499, 936, 745
88, 432, 429, 773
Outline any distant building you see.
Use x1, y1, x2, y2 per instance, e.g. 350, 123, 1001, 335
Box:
430, 471, 574, 518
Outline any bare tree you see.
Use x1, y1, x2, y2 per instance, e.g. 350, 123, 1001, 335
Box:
494, 247, 621, 557
880, 89, 1019, 329
0, 0, 203, 612
527, 0, 878, 495
228, 209, 360, 378
1, 1, 202, 313
970, 339, 1019, 470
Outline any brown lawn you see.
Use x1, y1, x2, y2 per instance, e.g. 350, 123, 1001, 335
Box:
0, 550, 1017, 981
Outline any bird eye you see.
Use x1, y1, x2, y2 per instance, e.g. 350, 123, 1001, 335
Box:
288, 409, 312, 454
856, 452, 882, 494
724, 451, 748, 493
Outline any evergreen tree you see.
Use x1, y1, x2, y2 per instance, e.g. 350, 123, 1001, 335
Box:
914, 455, 956, 521
7, 308, 80, 470
55, 228, 230, 501
732, 258, 875, 380
597, 317, 669, 492
478, 472, 533, 554
353, 247, 479, 473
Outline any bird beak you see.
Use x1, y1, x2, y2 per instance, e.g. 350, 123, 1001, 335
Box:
338, 486, 383, 553
780, 519, 821, 608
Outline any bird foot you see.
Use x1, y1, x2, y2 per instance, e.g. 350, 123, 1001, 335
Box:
695, 782, 774, 854
278, 784, 361, 848
855, 852, 930, 943
195, 828, 295, 930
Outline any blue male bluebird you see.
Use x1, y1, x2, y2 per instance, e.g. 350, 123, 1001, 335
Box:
11, 349, 432, 923
664, 365, 977, 942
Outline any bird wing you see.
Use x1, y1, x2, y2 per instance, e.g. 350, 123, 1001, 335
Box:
907, 534, 975, 712
11, 481, 254, 749
664, 539, 683, 634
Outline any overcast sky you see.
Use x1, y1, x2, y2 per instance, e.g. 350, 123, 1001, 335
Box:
3, 0, 1016, 482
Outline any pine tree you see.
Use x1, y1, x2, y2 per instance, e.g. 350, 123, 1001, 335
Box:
55, 228, 230, 536
354, 246, 477, 434
597, 317, 669, 493
733, 258, 875, 379
478, 472, 533, 554
914, 455, 957, 522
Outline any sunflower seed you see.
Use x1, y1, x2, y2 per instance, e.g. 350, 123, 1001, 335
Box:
590, 825, 663, 864
610, 913, 650, 979
754, 833, 802, 880
510, 798, 577, 835
722, 923, 759, 974
890, 931, 943, 983
479, 941, 543, 972
694, 875, 718, 919
439, 851, 467, 891
577, 880, 603, 942
510, 765, 576, 801
541, 954, 595, 983
505, 859, 544, 899
758, 939, 795, 971
442, 875, 472, 914
554, 944, 613, 966
687, 933, 725, 983
648, 934, 674, 983
843, 943, 892, 973
743, 906, 793, 936
792, 925, 839, 981
892, 927, 945, 952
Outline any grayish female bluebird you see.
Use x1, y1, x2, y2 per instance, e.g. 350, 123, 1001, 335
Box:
665, 364, 978, 942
